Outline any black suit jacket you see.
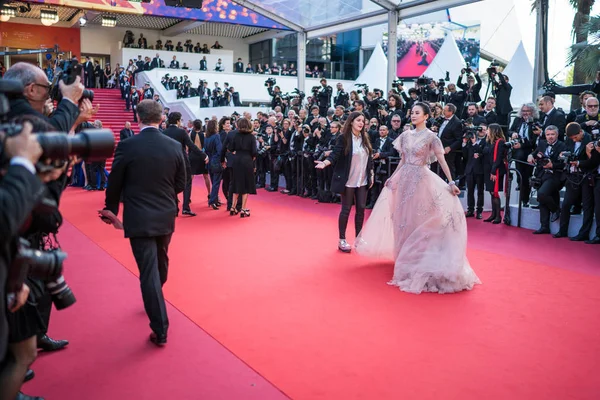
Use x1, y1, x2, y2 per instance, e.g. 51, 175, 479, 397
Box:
463, 139, 486, 175
481, 110, 498, 125
564, 133, 593, 172
509, 117, 536, 158
151, 57, 163, 69
325, 134, 374, 194
531, 140, 567, 181
372, 136, 397, 159
540, 108, 567, 141
170, 60, 180, 69
120, 128, 134, 141
104, 127, 186, 238
220, 129, 238, 166
163, 125, 206, 168
437, 115, 463, 152
575, 113, 600, 135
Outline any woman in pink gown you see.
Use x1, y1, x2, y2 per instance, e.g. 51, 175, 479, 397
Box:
356, 102, 481, 294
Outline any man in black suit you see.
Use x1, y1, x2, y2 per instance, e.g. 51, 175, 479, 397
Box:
567, 90, 595, 124
534, 96, 567, 142
580, 142, 600, 244
150, 53, 163, 70
480, 97, 498, 125
463, 126, 487, 218
84, 56, 95, 88
432, 103, 463, 180
199, 56, 208, 71
575, 96, 600, 136
169, 56, 180, 69
508, 103, 538, 207
234, 58, 244, 73
367, 125, 398, 208
163, 112, 207, 216
102, 100, 186, 346
554, 122, 594, 240
465, 103, 486, 126
120, 121, 134, 141
528, 126, 567, 234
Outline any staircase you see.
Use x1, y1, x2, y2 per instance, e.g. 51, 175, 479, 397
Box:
92, 88, 139, 170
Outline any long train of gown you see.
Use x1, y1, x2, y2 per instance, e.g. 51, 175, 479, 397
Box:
355, 129, 481, 294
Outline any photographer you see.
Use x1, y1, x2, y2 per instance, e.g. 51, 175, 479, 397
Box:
334, 83, 349, 109
489, 70, 512, 127
553, 122, 594, 240
431, 103, 463, 180
316, 79, 333, 117
463, 124, 487, 219
4, 63, 86, 354
567, 91, 596, 124
575, 96, 600, 138
265, 80, 283, 110
464, 103, 486, 126
457, 70, 482, 105
0, 122, 46, 400
528, 126, 567, 234
508, 103, 539, 207
580, 141, 600, 244
378, 93, 404, 129
535, 96, 567, 142
367, 125, 398, 209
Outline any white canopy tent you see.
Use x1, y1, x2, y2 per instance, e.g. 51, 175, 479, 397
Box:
354, 42, 388, 91
503, 41, 534, 108
422, 32, 467, 83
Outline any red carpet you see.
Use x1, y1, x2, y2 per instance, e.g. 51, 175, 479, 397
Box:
33, 181, 600, 400
92, 89, 139, 170
397, 43, 437, 78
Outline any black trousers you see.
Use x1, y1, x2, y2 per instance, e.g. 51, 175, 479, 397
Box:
536, 176, 562, 230
559, 180, 594, 236
515, 161, 534, 204
129, 234, 172, 335
339, 185, 368, 240
91, 161, 106, 188
433, 152, 457, 181
222, 167, 231, 199
593, 177, 600, 238
183, 164, 192, 212
466, 173, 485, 213
269, 156, 281, 190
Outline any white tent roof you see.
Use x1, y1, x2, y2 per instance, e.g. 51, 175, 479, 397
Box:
354, 41, 388, 91
423, 32, 466, 83
503, 41, 534, 107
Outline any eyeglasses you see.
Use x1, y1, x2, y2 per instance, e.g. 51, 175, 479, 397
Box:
33, 82, 51, 92
587, 104, 599, 108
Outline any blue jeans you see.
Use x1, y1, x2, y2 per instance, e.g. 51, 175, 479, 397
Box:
209, 171, 222, 205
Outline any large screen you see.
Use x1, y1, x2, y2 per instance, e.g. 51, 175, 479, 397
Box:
27, 0, 287, 29
383, 22, 481, 79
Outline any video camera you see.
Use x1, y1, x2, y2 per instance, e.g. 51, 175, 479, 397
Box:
291, 88, 305, 98
51, 61, 94, 104
464, 62, 473, 75
355, 83, 369, 95
463, 126, 483, 140
391, 79, 404, 89
311, 85, 321, 94
264, 77, 276, 87
487, 60, 500, 77
417, 76, 432, 86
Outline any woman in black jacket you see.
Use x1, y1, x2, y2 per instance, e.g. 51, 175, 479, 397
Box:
315, 111, 374, 252
229, 118, 258, 217
482, 123, 507, 224
189, 119, 211, 202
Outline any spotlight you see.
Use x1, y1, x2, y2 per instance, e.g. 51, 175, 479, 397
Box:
1, 5, 17, 22
101, 15, 117, 27
40, 9, 58, 26
79, 15, 87, 26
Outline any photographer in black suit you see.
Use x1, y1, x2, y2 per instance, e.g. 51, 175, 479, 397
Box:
528, 126, 567, 234
575, 96, 600, 137
508, 103, 538, 207
163, 112, 207, 217
463, 125, 487, 218
101, 100, 186, 346
581, 141, 600, 244
317, 79, 333, 117
0, 123, 46, 400
535, 96, 567, 142
553, 122, 594, 240
432, 103, 463, 180
367, 124, 397, 208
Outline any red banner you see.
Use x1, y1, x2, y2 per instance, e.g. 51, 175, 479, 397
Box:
0, 23, 81, 56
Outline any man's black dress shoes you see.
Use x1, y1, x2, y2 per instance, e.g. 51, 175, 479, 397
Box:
533, 228, 550, 235
37, 335, 68, 352
552, 231, 567, 238
182, 210, 196, 216
150, 332, 167, 346
585, 236, 600, 244
570, 234, 588, 242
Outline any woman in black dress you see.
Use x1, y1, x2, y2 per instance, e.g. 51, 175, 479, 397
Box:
482, 123, 507, 224
189, 119, 211, 201
228, 118, 258, 217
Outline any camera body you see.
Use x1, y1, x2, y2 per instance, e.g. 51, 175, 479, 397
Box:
391, 79, 404, 89
417, 76, 432, 86
264, 77, 276, 87
504, 136, 523, 149
559, 151, 578, 165
51, 62, 94, 103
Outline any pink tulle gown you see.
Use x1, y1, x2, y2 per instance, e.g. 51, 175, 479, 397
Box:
355, 128, 481, 294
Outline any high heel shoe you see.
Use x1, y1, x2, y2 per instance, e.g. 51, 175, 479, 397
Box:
240, 209, 250, 218
230, 208, 239, 216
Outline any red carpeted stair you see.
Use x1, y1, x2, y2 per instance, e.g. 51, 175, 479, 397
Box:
92, 88, 139, 170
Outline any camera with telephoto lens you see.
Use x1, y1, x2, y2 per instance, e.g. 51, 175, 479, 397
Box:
355, 83, 369, 94
392, 79, 404, 89
463, 126, 482, 140
504, 136, 523, 149
376, 98, 388, 110
464, 62, 473, 74
264, 77, 276, 87
311, 86, 321, 94
417, 76, 432, 86
291, 88, 305, 99
437, 78, 446, 88
0, 79, 116, 171
534, 152, 550, 167
487, 60, 500, 77
6, 238, 75, 310
51, 61, 94, 104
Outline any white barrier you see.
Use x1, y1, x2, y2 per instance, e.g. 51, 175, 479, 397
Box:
120, 48, 234, 72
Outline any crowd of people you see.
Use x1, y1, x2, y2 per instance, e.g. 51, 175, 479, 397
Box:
122, 31, 225, 53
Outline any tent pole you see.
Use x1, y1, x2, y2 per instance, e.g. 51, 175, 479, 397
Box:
387, 10, 398, 92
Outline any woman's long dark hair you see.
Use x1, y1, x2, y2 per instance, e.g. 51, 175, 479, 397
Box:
487, 123, 505, 144
342, 111, 372, 156
205, 120, 217, 138
236, 117, 252, 134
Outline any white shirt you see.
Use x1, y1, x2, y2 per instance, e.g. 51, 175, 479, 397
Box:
346, 135, 369, 188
